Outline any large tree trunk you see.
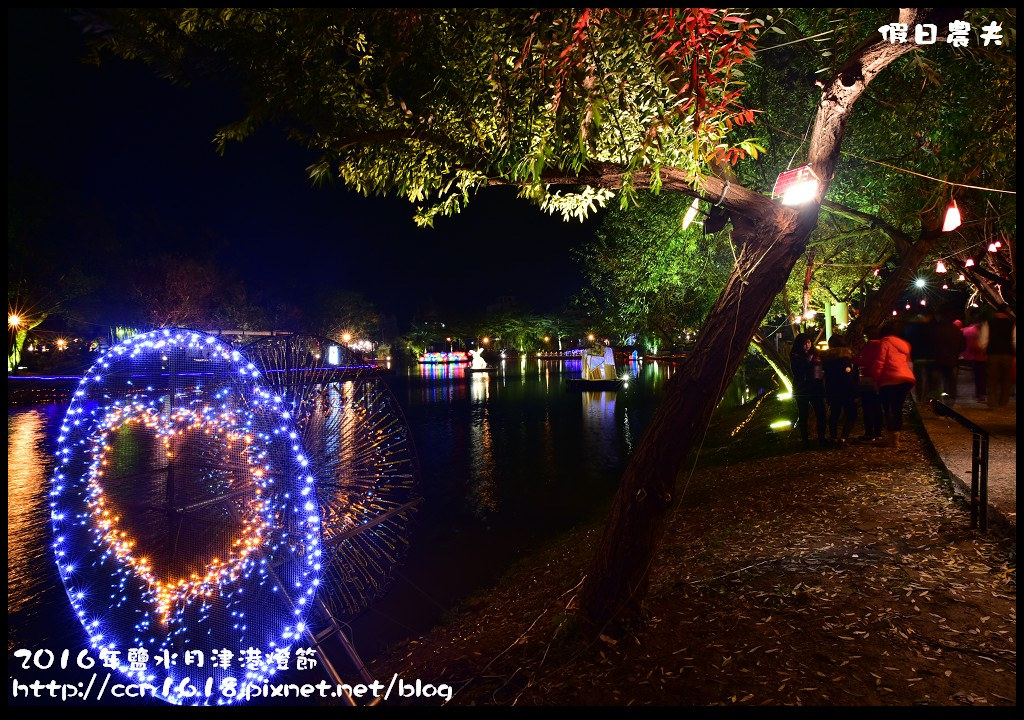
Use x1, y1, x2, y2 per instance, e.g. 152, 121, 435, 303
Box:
579, 205, 816, 630
577, 7, 957, 633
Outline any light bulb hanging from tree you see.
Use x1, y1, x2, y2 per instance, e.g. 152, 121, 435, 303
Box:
942, 200, 961, 232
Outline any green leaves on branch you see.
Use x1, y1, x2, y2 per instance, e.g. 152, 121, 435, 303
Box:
539, 187, 617, 223
86, 8, 768, 224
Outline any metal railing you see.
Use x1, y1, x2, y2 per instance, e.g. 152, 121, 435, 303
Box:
931, 400, 990, 532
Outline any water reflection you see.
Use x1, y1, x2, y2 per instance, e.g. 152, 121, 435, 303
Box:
468, 374, 496, 517
402, 357, 666, 529
415, 361, 468, 404
8, 405, 73, 651
9, 359, 671, 657
580, 391, 623, 474
8, 410, 48, 617
625, 359, 642, 378
470, 372, 490, 404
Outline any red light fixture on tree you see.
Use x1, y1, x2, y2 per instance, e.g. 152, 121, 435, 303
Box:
772, 165, 820, 206
988, 242, 999, 252
964, 257, 975, 267
935, 260, 947, 273
941, 200, 961, 232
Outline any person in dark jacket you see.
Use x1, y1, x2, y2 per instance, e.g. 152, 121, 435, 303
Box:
933, 307, 967, 403
903, 310, 937, 401
790, 332, 826, 447
822, 333, 859, 447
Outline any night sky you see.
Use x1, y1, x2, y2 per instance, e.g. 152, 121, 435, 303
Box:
7, 9, 603, 328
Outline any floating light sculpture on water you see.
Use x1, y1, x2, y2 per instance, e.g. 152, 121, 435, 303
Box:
243, 334, 420, 623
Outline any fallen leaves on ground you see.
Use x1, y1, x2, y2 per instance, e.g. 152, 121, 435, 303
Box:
367, 403, 1016, 707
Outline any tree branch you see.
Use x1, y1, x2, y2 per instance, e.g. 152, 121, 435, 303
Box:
821, 199, 913, 253
486, 161, 783, 218
808, 8, 965, 191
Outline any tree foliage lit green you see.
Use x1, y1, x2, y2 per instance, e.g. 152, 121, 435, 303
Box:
581, 8, 1015, 350
83, 8, 767, 224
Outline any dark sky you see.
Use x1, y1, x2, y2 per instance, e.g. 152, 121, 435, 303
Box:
7, 9, 603, 327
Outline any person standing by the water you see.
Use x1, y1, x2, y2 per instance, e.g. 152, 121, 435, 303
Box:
870, 321, 916, 450
790, 332, 827, 448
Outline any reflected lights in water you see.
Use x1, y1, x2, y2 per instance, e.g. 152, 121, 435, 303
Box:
468, 374, 496, 516
8, 410, 50, 616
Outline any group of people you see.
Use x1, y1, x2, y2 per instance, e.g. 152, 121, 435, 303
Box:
788, 306, 1015, 451
790, 324, 913, 449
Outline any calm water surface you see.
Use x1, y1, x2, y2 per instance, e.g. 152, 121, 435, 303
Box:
7, 358, 677, 661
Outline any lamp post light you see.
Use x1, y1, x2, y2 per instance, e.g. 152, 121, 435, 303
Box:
8, 313, 26, 371
446, 336, 453, 352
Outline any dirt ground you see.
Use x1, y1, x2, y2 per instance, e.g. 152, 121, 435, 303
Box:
367, 396, 1016, 707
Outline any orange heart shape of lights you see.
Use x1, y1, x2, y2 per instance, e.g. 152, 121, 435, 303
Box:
86, 402, 270, 623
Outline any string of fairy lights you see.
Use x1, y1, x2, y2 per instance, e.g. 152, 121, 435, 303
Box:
50, 330, 322, 705
85, 402, 268, 624
49, 328, 421, 705
242, 334, 420, 623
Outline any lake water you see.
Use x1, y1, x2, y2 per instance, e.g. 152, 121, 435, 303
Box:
7, 358, 681, 671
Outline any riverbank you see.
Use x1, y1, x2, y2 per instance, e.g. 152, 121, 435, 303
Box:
367, 395, 1016, 707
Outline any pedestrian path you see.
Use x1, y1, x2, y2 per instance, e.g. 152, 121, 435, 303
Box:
915, 369, 1016, 531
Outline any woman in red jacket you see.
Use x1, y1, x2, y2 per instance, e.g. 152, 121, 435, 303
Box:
870, 321, 916, 449
854, 325, 884, 442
